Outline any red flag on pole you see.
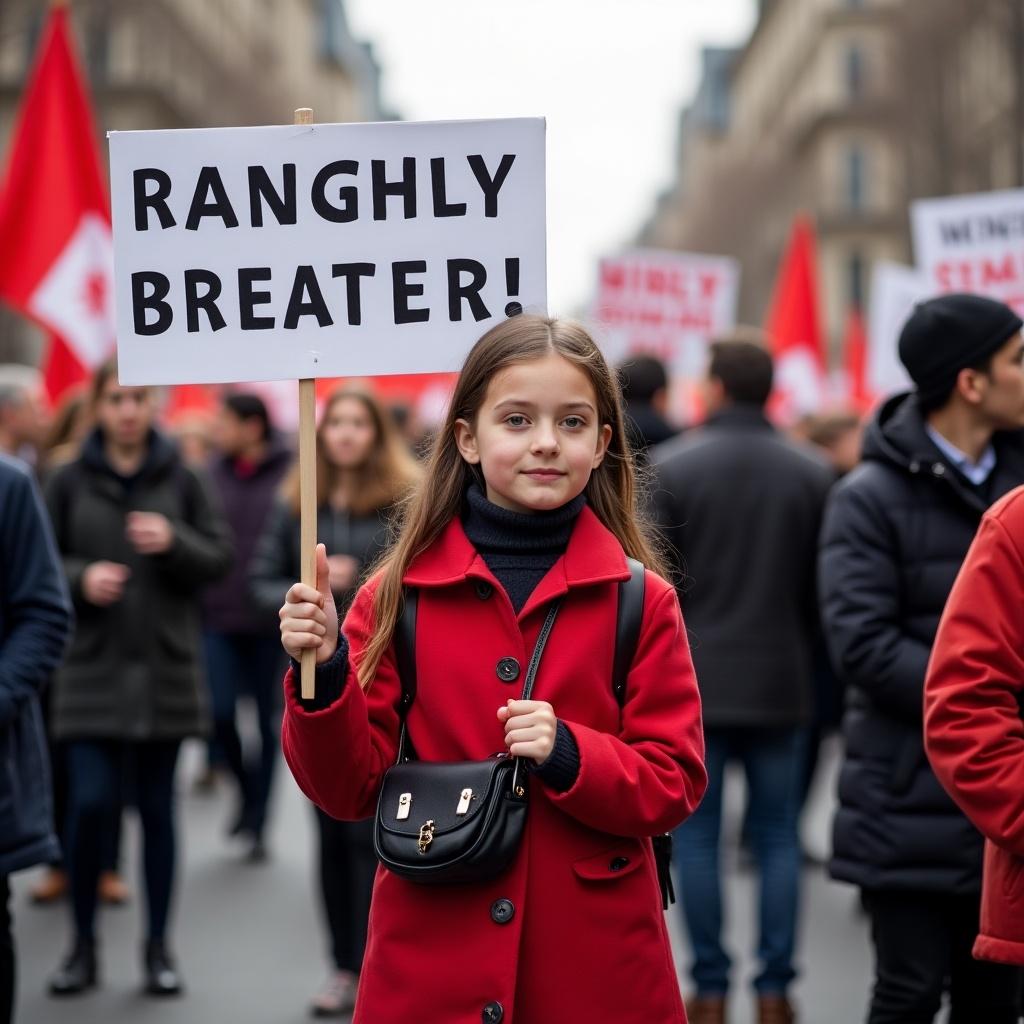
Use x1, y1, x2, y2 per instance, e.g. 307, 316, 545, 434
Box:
765, 215, 827, 423
0, 6, 114, 403
841, 308, 874, 414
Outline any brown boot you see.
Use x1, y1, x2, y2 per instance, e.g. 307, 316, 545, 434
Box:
98, 870, 130, 905
685, 994, 727, 1024
757, 994, 795, 1024
30, 867, 68, 904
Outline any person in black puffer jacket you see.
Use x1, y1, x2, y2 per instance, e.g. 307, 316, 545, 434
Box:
820, 294, 1024, 1023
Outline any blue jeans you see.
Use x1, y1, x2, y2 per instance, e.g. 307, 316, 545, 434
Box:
203, 631, 284, 839
674, 726, 804, 996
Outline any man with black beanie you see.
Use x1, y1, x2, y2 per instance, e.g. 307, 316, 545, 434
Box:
819, 292, 1024, 1023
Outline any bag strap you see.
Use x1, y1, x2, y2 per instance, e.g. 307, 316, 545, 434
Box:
392, 588, 561, 765
613, 558, 646, 706
520, 599, 562, 702
393, 588, 418, 762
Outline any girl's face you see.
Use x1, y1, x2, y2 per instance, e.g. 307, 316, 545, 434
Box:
455, 352, 612, 514
321, 396, 377, 470
95, 379, 155, 449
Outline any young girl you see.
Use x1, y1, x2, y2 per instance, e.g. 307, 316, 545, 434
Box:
251, 385, 420, 1016
279, 315, 706, 1023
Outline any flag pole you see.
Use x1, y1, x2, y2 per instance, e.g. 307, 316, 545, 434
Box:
295, 107, 318, 700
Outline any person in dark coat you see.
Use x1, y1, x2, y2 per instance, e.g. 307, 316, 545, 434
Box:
250, 385, 419, 1018
819, 294, 1024, 1023
618, 353, 678, 456
43, 359, 232, 999
653, 336, 832, 1024
0, 453, 72, 1024
201, 393, 293, 861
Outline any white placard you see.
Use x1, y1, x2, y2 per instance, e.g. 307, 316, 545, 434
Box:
109, 118, 546, 385
867, 262, 926, 397
912, 188, 1024, 315
591, 248, 739, 378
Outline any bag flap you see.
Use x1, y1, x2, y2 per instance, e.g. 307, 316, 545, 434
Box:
377, 757, 517, 838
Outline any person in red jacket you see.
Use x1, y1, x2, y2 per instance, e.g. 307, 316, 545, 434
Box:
925, 484, 1024, 976
278, 314, 707, 1024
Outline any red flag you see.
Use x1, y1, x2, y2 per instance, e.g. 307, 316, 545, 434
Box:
0, 7, 114, 403
765, 215, 826, 422
841, 308, 874, 414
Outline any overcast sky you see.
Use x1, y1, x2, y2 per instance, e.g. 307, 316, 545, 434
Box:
345, 1, 756, 315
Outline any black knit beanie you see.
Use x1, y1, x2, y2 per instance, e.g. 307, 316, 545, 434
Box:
898, 293, 1023, 403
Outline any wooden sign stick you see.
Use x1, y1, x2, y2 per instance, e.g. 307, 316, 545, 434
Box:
295, 106, 318, 700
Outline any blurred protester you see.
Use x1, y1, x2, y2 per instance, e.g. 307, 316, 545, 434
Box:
803, 412, 863, 476
201, 393, 293, 861
618, 353, 678, 454
251, 385, 419, 1018
39, 390, 90, 475
0, 454, 72, 1024
43, 359, 232, 998
0, 365, 45, 463
653, 337, 832, 1024
820, 294, 1024, 1023
925, 486, 1024, 976
31, 384, 125, 907
168, 411, 216, 468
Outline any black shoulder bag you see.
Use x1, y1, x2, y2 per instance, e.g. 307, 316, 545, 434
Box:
373, 598, 562, 885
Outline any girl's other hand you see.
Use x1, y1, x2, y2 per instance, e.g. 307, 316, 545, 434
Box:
280, 543, 339, 664
498, 699, 557, 765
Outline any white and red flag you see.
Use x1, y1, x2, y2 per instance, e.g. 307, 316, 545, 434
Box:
764, 215, 827, 423
0, 5, 114, 402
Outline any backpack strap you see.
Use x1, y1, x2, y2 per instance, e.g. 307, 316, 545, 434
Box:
392, 587, 418, 762
613, 559, 676, 910
613, 558, 646, 706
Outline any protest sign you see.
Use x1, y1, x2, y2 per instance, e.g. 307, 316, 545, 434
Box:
867, 261, 925, 398
108, 117, 547, 385
592, 249, 739, 379
912, 188, 1024, 315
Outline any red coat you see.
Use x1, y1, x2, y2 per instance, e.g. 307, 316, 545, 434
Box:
283, 506, 706, 1023
925, 485, 1024, 966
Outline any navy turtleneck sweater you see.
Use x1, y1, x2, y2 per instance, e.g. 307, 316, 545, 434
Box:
462, 483, 585, 613
297, 484, 584, 791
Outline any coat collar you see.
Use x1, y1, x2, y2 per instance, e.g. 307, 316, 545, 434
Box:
704, 403, 774, 432
404, 504, 631, 618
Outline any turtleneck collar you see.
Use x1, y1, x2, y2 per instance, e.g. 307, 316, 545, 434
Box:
463, 483, 586, 554
462, 483, 587, 613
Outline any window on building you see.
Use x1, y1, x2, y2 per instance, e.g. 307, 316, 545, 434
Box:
845, 46, 865, 99
848, 250, 865, 310
845, 145, 868, 212
85, 13, 110, 83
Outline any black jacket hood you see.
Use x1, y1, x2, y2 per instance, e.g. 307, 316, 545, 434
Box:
862, 390, 1024, 513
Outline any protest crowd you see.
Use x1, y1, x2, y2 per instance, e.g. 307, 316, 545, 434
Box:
3, 298, 1024, 1024
4, 5, 1024, 1024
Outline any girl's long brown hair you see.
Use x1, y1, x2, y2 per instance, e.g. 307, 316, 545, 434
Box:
283, 385, 421, 517
356, 315, 667, 689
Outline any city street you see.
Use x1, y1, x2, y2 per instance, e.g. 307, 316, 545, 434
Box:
12, 740, 873, 1024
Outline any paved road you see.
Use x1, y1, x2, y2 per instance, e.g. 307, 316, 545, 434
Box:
12, 739, 873, 1024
